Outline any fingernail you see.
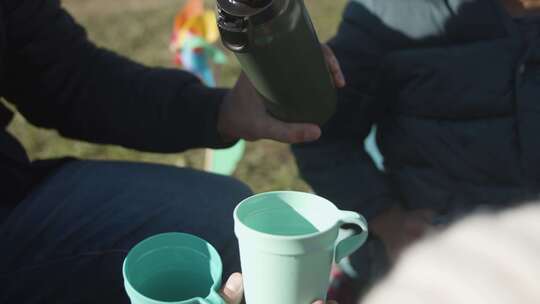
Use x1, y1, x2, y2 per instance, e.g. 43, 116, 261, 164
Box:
303, 128, 321, 142
339, 74, 346, 86
225, 273, 243, 294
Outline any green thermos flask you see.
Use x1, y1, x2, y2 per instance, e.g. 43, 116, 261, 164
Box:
216, 0, 337, 125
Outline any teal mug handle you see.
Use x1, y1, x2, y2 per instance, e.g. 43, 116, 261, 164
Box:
334, 211, 369, 263
199, 289, 225, 304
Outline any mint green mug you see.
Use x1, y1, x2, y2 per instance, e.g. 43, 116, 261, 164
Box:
234, 191, 368, 304
122, 233, 224, 304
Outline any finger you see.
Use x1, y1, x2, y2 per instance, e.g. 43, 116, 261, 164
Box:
404, 218, 430, 241
409, 209, 436, 223
321, 44, 345, 88
523, 1, 540, 9
419, 209, 436, 221
220, 273, 244, 304
256, 115, 322, 143
321, 44, 339, 74
321, 44, 346, 88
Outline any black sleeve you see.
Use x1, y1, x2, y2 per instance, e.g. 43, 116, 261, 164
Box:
2, 0, 232, 153
291, 2, 399, 219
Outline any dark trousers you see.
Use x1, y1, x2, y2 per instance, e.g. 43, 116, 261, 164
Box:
0, 160, 252, 303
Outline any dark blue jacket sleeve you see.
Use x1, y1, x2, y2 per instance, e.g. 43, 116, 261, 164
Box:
292, 2, 399, 219
2, 0, 231, 153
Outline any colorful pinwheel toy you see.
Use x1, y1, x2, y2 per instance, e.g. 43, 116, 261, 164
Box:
170, 0, 227, 86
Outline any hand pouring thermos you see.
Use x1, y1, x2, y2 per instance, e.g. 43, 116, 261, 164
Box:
217, 0, 337, 125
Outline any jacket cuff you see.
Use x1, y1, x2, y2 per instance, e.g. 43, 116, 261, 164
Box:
179, 84, 238, 149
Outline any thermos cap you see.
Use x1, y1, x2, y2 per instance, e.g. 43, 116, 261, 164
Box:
217, 0, 284, 52
217, 0, 276, 18
235, 0, 272, 7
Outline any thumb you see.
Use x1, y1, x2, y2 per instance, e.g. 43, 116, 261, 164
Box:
220, 273, 244, 304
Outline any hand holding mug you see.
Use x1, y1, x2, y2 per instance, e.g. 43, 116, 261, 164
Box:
371, 206, 434, 262
221, 273, 338, 304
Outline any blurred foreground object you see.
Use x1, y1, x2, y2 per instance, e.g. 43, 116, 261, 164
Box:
364, 203, 540, 304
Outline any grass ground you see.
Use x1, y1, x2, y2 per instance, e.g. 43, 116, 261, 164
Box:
6, 0, 347, 192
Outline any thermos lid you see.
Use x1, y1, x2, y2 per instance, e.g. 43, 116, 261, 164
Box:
217, 0, 275, 18
235, 0, 271, 6
217, 0, 284, 52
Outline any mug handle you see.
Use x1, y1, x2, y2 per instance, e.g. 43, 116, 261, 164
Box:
334, 211, 369, 263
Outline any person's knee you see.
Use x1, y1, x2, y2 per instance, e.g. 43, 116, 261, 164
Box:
156, 167, 252, 218
177, 168, 252, 202
114, 162, 253, 203
216, 175, 253, 202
